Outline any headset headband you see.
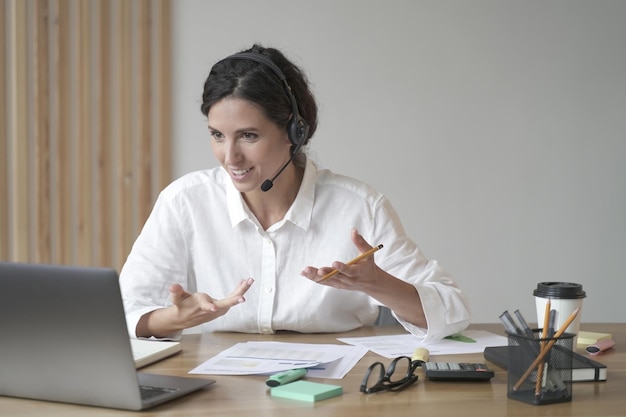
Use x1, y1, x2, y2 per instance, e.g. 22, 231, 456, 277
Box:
222, 52, 309, 148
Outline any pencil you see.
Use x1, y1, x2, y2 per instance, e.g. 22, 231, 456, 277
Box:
535, 299, 551, 397
319, 244, 383, 281
513, 307, 580, 391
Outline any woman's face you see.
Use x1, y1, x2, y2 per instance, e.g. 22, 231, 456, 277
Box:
208, 97, 291, 193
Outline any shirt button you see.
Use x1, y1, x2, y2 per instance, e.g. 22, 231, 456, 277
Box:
265, 286, 273, 293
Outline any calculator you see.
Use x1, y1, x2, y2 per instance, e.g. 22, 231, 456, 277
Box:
423, 362, 494, 381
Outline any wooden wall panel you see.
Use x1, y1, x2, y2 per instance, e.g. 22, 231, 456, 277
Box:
33, 0, 51, 263
0, 1, 7, 260
8, 0, 30, 261
0, 0, 172, 271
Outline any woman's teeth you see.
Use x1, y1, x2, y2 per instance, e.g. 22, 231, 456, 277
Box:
232, 168, 251, 176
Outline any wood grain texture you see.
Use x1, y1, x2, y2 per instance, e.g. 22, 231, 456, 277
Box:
1, 0, 172, 270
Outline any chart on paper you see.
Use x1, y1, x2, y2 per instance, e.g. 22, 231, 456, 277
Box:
189, 341, 366, 376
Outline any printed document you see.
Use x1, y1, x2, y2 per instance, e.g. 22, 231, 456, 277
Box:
189, 341, 367, 378
338, 330, 508, 358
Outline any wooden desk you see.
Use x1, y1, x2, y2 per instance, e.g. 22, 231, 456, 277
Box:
2, 323, 624, 416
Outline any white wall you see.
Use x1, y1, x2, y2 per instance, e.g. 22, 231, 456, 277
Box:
171, 1, 626, 324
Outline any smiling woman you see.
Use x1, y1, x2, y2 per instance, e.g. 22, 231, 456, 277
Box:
119, 44, 471, 343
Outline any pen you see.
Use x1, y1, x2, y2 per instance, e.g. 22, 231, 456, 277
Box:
501, 310, 539, 367
498, 311, 520, 335
320, 244, 383, 281
547, 309, 557, 339
266, 368, 307, 387
513, 310, 535, 339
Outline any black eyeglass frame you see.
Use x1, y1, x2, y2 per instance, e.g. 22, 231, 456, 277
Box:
360, 356, 420, 394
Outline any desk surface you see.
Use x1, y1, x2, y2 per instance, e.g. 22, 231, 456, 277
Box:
2, 323, 624, 417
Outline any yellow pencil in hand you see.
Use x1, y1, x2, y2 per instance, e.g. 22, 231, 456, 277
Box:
319, 244, 383, 281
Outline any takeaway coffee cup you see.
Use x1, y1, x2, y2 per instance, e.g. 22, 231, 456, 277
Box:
534, 282, 586, 346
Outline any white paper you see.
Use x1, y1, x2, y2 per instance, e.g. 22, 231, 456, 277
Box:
338, 330, 508, 358
305, 345, 369, 379
189, 341, 365, 377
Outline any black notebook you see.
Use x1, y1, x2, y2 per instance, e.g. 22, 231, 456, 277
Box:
484, 345, 607, 382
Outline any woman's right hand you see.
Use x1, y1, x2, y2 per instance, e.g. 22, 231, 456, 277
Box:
136, 278, 254, 338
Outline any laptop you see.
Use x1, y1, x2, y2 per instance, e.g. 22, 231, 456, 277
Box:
0, 262, 214, 410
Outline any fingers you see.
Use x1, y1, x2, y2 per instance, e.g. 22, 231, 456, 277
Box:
329, 229, 377, 277
233, 278, 254, 298
301, 229, 379, 286
170, 279, 254, 313
351, 227, 373, 253
170, 285, 215, 311
169, 283, 192, 305
162, 279, 255, 332
169, 283, 216, 312
300, 266, 333, 283
214, 278, 254, 309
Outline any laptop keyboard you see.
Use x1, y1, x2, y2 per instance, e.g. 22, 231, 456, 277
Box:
140, 385, 180, 401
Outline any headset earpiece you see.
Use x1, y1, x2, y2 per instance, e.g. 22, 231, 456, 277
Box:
289, 115, 309, 150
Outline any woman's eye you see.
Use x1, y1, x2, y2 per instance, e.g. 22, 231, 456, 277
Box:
210, 131, 224, 141
241, 132, 258, 141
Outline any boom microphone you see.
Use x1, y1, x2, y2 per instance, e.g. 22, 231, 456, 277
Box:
260, 140, 303, 192
260, 154, 295, 192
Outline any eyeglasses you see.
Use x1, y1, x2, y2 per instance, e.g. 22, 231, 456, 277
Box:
360, 356, 420, 394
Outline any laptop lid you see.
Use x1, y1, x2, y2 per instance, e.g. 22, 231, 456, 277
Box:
0, 262, 214, 410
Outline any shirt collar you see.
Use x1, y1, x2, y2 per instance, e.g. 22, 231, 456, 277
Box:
226, 158, 317, 231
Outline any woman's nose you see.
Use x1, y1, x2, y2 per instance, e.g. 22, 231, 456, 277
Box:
223, 141, 242, 164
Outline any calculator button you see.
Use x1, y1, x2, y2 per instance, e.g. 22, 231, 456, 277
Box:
424, 362, 437, 371
423, 362, 494, 382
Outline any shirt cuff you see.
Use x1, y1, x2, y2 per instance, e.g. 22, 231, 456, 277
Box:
395, 285, 471, 343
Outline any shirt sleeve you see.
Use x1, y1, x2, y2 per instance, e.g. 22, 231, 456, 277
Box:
371, 196, 472, 342
119, 191, 189, 339
395, 260, 472, 342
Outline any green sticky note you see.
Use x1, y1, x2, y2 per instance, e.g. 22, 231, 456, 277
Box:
445, 333, 477, 343
270, 380, 343, 402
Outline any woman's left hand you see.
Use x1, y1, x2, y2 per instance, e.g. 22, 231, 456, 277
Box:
300, 228, 380, 291
301, 228, 427, 328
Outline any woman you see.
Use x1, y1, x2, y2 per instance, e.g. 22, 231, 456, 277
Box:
119, 44, 471, 342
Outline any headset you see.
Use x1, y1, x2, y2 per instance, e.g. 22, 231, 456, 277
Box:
221, 52, 310, 191
224, 52, 310, 149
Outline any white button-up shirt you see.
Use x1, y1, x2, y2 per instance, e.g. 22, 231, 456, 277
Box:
119, 159, 471, 341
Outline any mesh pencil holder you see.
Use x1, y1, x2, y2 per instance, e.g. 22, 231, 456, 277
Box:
507, 329, 574, 405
